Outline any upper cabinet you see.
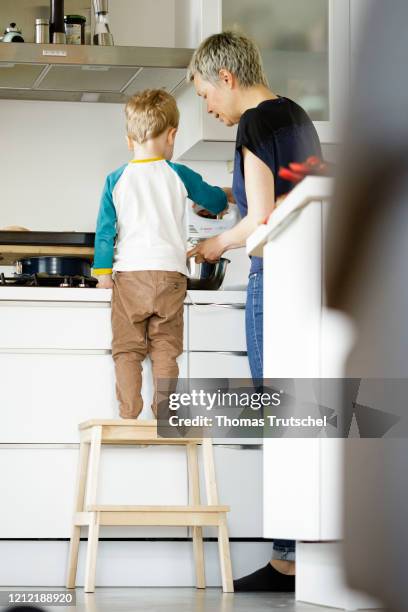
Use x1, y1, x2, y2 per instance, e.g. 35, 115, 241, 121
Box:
174, 0, 350, 160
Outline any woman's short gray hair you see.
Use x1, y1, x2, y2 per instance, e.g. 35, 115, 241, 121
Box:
187, 31, 268, 88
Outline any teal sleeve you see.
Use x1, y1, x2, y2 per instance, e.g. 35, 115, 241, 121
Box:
93, 165, 126, 272
167, 161, 227, 214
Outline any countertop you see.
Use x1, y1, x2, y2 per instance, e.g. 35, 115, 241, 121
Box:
0, 288, 247, 304
247, 176, 334, 257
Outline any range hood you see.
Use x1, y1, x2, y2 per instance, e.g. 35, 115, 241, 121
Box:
0, 42, 192, 103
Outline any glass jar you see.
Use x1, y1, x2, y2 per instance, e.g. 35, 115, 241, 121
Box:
64, 14, 86, 45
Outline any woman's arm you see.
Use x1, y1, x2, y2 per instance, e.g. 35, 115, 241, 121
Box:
187, 147, 276, 262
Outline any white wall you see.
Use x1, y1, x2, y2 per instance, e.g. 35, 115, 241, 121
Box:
0, 100, 126, 231
0, 101, 233, 231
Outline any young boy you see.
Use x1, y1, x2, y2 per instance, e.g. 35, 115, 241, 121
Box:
93, 89, 229, 419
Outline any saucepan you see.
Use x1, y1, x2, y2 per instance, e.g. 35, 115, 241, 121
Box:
186, 257, 230, 290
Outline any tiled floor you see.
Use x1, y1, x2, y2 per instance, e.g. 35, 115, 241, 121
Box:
0, 587, 384, 612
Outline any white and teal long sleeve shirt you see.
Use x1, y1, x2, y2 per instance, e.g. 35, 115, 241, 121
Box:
93, 157, 227, 276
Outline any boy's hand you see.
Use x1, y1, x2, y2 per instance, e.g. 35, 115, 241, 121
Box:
96, 274, 113, 289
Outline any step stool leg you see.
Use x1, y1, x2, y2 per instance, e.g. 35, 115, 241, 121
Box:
202, 438, 233, 592
84, 426, 102, 592
84, 512, 100, 593
187, 443, 206, 588
218, 514, 234, 593
66, 434, 91, 588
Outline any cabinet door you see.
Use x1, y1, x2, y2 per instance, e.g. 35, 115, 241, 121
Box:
264, 201, 322, 379
0, 352, 188, 442
189, 304, 246, 352
263, 438, 343, 541
175, 0, 350, 159
189, 351, 250, 379
0, 447, 188, 538
0, 305, 111, 350
222, 0, 349, 142
189, 353, 260, 444
199, 446, 263, 537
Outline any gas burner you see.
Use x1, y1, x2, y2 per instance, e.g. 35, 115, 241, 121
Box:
0, 272, 97, 288
0, 256, 99, 288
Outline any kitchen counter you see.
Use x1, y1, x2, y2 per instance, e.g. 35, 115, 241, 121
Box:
0, 287, 247, 304
245, 177, 377, 610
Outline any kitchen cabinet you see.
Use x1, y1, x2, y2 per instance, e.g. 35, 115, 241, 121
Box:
189, 352, 250, 379
0, 540, 272, 587
0, 353, 187, 443
246, 178, 380, 609
0, 289, 269, 585
0, 304, 112, 350
0, 445, 262, 539
0, 447, 188, 538
188, 303, 246, 352
174, 0, 350, 160
199, 446, 263, 538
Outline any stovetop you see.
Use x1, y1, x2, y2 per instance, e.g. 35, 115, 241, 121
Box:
0, 273, 97, 288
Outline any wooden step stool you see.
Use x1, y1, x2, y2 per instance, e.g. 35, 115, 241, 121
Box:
66, 420, 233, 593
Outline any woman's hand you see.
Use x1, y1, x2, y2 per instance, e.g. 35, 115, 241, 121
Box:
187, 236, 226, 263
96, 274, 114, 289
222, 187, 235, 204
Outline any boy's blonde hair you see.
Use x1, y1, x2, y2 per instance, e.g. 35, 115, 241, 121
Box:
125, 89, 179, 144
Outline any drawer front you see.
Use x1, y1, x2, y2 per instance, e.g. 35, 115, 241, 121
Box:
0, 305, 188, 351
199, 446, 263, 537
0, 305, 112, 350
0, 447, 188, 538
0, 352, 187, 442
189, 304, 246, 352
189, 352, 251, 378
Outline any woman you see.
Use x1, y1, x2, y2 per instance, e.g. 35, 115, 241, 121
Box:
187, 31, 321, 592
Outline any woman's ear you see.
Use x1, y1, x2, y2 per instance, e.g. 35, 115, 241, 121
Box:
218, 69, 234, 89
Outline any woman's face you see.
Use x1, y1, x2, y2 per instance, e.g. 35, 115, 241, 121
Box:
193, 73, 241, 126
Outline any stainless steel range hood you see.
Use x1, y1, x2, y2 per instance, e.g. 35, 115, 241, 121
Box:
0, 42, 192, 103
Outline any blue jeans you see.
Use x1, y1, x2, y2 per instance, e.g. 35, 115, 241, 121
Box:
246, 271, 296, 562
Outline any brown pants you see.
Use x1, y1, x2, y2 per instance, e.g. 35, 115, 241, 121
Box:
111, 270, 187, 419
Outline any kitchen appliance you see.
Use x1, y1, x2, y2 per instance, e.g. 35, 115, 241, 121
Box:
0, 41, 190, 104
50, 0, 66, 44
92, 0, 114, 46
0, 230, 94, 247
0, 256, 97, 287
186, 204, 239, 289
186, 258, 230, 291
0, 23, 24, 43
187, 204, 240, 243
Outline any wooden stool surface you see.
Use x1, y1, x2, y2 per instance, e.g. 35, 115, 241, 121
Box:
79, 419, 202, 445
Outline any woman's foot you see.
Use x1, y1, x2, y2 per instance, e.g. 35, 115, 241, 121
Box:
233, 561, 295, 592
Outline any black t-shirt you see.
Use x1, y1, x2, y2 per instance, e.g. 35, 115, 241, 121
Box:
232, 96, 322, 274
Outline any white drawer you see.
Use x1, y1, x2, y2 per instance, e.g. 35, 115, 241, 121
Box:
189, 352, 251, 378
188, 304, 246, 352
0, 352, 187, 442
199, 446, 263, 537
0, 305, 111, 350
0, 304, 188, 351
0, 447, 188, 538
